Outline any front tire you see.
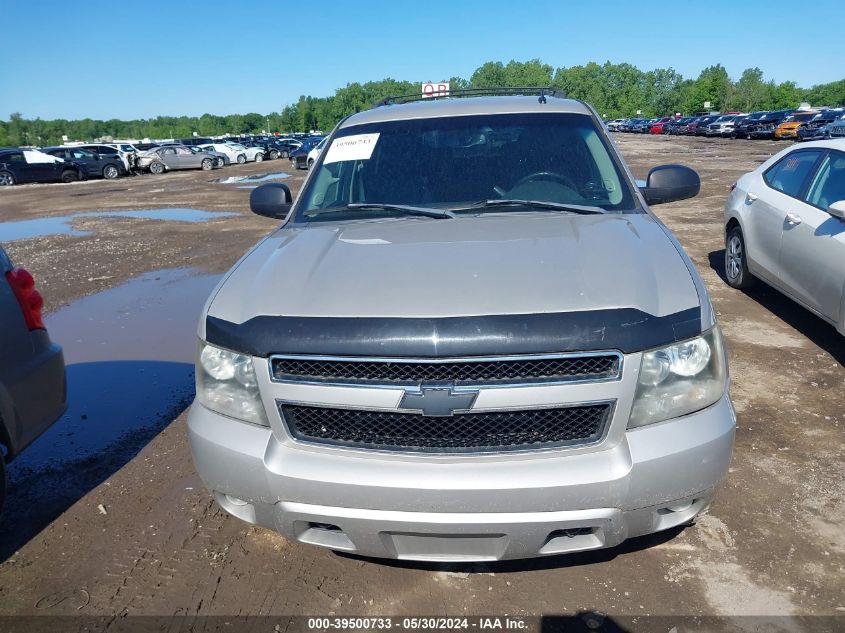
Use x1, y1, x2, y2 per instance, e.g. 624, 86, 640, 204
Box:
725, 226, 757, 289
0, 171, 15, 186
269, 150, 279, 160
307, 158, 314, 169
103, 164, 120, 179
60, 169, 79, 183
149, 161, 165, 175
236, 154, 246, 164
255, 153, 264, 162
201, 158, 213, 171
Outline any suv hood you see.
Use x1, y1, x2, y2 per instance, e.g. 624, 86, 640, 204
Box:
207, 213, 699, 324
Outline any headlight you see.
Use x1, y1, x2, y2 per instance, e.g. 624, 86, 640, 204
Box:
196, 341, 269, 426
628, 327, 727, 429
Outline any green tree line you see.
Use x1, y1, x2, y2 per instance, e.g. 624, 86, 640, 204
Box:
2, 60, 843, 146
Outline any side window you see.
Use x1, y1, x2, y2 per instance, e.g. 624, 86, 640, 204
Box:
805, 152, 845, 210
161, 147, 176, 155
48, 149, 67, 159
2, 152, 25, 163
763, 150, 823, 198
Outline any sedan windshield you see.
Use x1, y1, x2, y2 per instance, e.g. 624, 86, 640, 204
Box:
296, 112, 637, 222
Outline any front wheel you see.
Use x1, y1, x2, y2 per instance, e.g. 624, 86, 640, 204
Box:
149, 161, 165, 175
255, 153, 264, 162
0, 170, 15, 186
60, 169, 79, 183
307, 158, 314, 169
236, 154, 246, 164
725, 226, 757, 289
103, 164, 120, 179
269, 150, 279, 160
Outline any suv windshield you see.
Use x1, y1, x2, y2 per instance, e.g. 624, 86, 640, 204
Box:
297, 112, 637, 222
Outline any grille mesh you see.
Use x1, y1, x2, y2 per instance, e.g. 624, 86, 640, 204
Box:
271, 355, 619, 385
279, 403, 611, 452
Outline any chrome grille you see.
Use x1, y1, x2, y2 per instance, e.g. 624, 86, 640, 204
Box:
278, 402, 612, 452
270, 353, 621, 386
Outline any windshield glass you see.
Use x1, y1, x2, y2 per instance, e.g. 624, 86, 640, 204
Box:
296, 112, 637, 222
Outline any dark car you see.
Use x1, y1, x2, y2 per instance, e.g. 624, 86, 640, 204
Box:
633, 119, 656, 133
43, 146, 126, 180
0, 149, 84, 186
747, 110, 794, 139
0, 246, 67, 512
689, 115, 720, 136
665, 117, 693, 135
265, 139, 302, 159
796, 110, 844, 141
622, 118, 647, 133
731, 112, 769, 139
289, 138, 323, 169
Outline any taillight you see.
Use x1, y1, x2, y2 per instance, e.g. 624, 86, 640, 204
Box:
5, 267, 45, 330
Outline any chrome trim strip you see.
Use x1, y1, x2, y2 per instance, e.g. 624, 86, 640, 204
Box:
267, 351, 623, 389
275, 398, 617, 455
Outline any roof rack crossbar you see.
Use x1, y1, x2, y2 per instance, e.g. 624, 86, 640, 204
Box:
374, 87, 567, 108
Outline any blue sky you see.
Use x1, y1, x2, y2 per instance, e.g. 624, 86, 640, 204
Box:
2, 0, 841, 121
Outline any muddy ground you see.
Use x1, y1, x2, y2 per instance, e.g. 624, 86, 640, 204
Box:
0, 138, 842, 629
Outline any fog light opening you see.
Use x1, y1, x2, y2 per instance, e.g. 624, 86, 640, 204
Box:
657, 499, 698, 514
308, 522, 342, 532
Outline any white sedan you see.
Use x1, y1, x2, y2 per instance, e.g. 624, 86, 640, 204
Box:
199, 143, 264, 164
724, 138, 845, 335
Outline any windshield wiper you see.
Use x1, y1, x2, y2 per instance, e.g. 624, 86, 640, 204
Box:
453, 199, 606, 215
308, 203, 455, 219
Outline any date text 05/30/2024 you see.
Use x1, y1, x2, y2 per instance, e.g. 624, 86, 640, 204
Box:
307, 617, 528, 630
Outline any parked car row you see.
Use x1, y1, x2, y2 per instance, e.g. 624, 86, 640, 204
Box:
0, 133, 327, 186
606, 108, 845, 141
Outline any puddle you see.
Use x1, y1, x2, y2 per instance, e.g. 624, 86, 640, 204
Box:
213, 172, 290, 184
1, 268, 219, 558
0, 208, 237, 242
14, 268, 219, 469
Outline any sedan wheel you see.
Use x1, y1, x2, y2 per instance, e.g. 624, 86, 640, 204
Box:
725, 227, 756, 289
0, 171, 15, 186
61, 169, 79, 183
255, 153, 264, 162
201, 158, 213, 171
236, 154, 246, 164
269, 150, 279, 160
149, 161, 165, 175
103, 164, 119, 179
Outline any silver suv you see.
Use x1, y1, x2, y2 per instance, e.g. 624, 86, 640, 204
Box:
188, 91, 736, 562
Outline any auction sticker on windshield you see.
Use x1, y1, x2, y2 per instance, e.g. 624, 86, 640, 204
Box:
323, 133, 380, 164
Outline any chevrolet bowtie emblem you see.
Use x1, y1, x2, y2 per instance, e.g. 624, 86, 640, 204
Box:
399, 386, 478, 417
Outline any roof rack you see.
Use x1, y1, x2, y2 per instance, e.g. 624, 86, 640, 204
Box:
374, 87, 567, 108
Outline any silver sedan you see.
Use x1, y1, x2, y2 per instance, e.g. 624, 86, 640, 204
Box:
724, 139, 845, 335
136, 145, 219, 174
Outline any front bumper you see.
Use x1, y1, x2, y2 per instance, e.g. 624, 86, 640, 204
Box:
188, 395, 735, 561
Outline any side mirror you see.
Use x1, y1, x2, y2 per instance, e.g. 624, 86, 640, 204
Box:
829, 200, 845, 220
250, 183, 293, 219
640, 164, 701, 205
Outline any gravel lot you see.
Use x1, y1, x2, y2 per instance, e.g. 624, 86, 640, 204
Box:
0, 137, 842, 628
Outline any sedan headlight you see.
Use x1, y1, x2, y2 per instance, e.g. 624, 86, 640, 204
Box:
196, 341, 269, 426
628, 327, 727, 429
